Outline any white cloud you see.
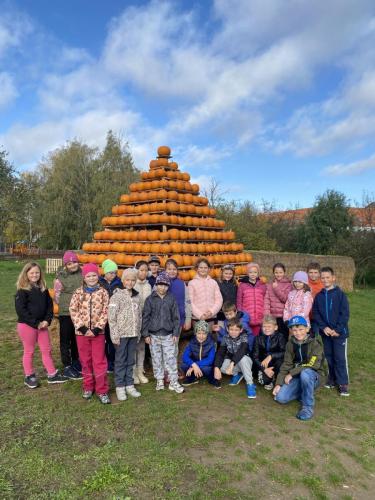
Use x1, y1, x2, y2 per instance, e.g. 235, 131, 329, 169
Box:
0, 72, 17, 107
0, 10, 33, 58
324, 153, 375, 176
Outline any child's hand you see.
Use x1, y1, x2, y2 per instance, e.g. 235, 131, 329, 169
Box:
264, 367, 274, 378
272, 281, 278, 288
284, 374, 293, 384
323, 327, 333, 336
214, 367, 222, 380
330, 330, 339, 337
172, 336, 178, 343
261, 355, 272, 368
144, 336, 151, 345
38, 321, 48, 329
86, 330, 95, 337
192, 363, 203, 378
225, 362, 234, 376
184, 321, 192, 331
273, 384, 281, 396
186, 367, 193, 377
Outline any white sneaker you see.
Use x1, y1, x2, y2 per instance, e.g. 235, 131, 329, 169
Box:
156, 379, 165, 391
137, 368, 149, 384
169, 381, 185, 394
264, 382, 274, 391
125, 385, 141, 398
116, 387, 127, 401
133, 367, 140, 385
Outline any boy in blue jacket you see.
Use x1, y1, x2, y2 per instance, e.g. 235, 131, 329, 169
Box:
181, 321, 219, 387
213, 302, 254, 352
312, 267, 350, 396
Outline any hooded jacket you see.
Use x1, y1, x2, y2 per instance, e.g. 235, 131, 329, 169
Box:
54, 266, 82, 316
142, 290, 180, 338
188, 275, 223, 320
15, 286, 53, 328
264, 278, 292, 318
134, 279, 152, 311
214, 331, 250, 367
182, 335, 216, 368
108, 288, 141, 344
99, 275, 123, 298
312, 286, 349, 338
169, 276, 192, 326
276, 334, 326, 386
237, 277, 266, 328
252, 331, 286, 372
283, 289, 313, 325
69, 285, 109, 335
217, 311, 254, 351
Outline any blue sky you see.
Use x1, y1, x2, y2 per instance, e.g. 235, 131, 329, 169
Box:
1, 0, 375, 209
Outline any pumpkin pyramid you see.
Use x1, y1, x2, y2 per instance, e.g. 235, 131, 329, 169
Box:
78, 146, 252, 280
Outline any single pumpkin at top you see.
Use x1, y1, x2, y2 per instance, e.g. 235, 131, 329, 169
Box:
157, 145, 171, 158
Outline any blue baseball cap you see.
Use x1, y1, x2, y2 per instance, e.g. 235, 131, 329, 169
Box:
288, 316, 308, 327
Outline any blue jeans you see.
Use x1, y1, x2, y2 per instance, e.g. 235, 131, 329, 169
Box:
181, 363, 216, 384
275, 368, 319, 409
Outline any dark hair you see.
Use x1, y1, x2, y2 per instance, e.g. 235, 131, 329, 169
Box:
135, 260, 148, 269
321, 266, 334, 275
222, 301, 237, 313
307, 262, 321, 272
218, 265, 236, 284
195, 258, 211, 269
273, 262, 286, 273
293, 282, 311, 293
165, 258, 178, 270
227, 318, 243, 330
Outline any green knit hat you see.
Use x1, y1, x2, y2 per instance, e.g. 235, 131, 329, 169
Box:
102, 259, 118, 274
194, 320, 209, 335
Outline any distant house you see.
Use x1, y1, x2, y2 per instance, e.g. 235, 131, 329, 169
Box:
264, 205, 375, 231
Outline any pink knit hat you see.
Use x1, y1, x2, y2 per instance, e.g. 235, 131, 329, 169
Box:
292, 271, 309, 285
82, 263, 99, 277
247, 262, 260, 274
63, 250, 78, 264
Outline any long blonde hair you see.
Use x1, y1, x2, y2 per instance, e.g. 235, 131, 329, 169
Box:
16, 262, 47, 292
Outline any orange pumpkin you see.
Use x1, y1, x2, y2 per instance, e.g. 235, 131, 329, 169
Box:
169, 161, 178, 170
157, 145, 171, 157
181, 172, 190, 181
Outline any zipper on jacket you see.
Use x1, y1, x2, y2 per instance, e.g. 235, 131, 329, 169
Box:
89, 294, 92, 331
199, 344, 202, 361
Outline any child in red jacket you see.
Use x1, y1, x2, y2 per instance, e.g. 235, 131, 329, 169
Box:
264, 263, 292, 341
237, 263, 266, 336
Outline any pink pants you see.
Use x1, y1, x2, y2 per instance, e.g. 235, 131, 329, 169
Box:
76, 335, 109, 395
17, 323, 57, 376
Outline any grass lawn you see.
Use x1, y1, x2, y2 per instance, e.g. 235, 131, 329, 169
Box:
0, 260, 374, 499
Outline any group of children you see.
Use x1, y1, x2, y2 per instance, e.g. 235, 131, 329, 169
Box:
15, 254, 350, 420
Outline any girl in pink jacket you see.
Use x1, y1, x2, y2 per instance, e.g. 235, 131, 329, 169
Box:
264, 263, 292, 340
283, 271, 313, 327
237, 263, 266, 336
188, 258, 223, 329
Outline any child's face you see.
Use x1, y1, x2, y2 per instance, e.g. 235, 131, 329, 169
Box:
222, 269, 234, 281
262, 321, 277, 336
105, 271, 116, 283
137, 264, 148, 281
84, 272, 99, 287
149, 262, 159, 275
273, 267, 285, 281
66, 262, 79, 273
196, 330, 208, 343
27, 266, 40, 284
197, 262, 209, 278
291, 325, 309, 342
224, 309, 236, 320
228, 325, 242, 338
166, 264, 178, 279
321, 271, 335, 289
156, 283, 168, 296
308, 269, 320, 282
248, 267, 258, 281
123, 277, 136, 290
293, 280, 305, 290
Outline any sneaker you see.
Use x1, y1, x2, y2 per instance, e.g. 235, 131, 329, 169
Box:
115, 387, 127, 401
125, 385, 141, 398
82, 390, 93, 400
339, 384, 350, 397
229, 373, 244, 386
296, 406, 314, 420
98, 393, 111, 404
211, 379, 222, 389
24, 374, 39, 389
324, 378, 336, 389
264, 382, 274, 391
182, 376, 199, 387
63, 366, 82, 380
156, 380, 165, 391
107, 362, 114, 374
168, 381, 185, 394
246, 383, 257, 399
258, 371, 264, 385
137, 368, 149, 384
47, 372, 68, 384
133, 369, 140, 385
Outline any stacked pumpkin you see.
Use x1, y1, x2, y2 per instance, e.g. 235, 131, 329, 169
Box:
78, 146, 252, 280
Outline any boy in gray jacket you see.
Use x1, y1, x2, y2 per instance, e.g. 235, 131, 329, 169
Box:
142, 272, 184, 393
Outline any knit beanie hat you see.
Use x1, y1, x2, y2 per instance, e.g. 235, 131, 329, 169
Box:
194, 320, 209, 335
102, 259, 118, 274
82, 263, 99, 277
156, 272, 170, 286
292, 271, 309, 285
247, 262, 260, 274
63, 250, 78, 264
122, 268, 138, 281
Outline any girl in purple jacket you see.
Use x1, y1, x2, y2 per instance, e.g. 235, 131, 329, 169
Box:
264, 263, 292, 341
237, 262, 266, 336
